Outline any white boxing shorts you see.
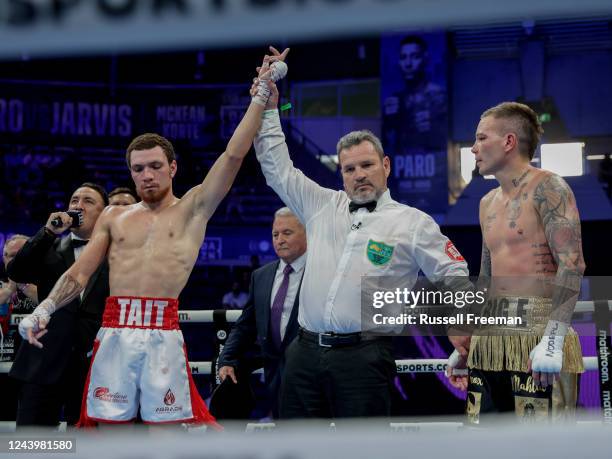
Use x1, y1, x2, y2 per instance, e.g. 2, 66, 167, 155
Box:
78, 296, 220, 428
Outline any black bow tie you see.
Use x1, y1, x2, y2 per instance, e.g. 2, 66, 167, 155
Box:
349, 200, 377, 213
71, 238, 88, 248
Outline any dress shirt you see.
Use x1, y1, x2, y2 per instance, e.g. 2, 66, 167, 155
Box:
70, 233, 88, 300
70, 233, 88, 261
271, 253, 306, 339
254, 109, 469, 333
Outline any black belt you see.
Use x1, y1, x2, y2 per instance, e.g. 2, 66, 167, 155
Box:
298, 328, 382, 348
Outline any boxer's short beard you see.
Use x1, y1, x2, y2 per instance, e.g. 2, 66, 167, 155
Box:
140, 184, 171, 203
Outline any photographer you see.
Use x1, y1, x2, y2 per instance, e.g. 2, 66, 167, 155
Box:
7, 183, 109, 428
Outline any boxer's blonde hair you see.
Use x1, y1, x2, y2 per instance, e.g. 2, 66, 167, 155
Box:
481, 102, 544, 160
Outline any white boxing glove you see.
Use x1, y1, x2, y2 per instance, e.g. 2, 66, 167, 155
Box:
19, 299, 56, 341
529, 320, 568, 373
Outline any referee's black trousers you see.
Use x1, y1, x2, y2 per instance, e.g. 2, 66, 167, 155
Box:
279, 333, 396, 419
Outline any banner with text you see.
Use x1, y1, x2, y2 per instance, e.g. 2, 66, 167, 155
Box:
381, 32, 449, 215
0, 81, 250, 149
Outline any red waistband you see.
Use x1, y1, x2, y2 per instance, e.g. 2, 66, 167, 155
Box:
102, 296, 179, 330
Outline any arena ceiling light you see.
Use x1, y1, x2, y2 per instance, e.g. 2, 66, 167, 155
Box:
540, 142, 584, 176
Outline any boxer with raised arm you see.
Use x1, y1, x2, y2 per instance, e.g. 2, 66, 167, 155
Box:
18, 49, 289, 426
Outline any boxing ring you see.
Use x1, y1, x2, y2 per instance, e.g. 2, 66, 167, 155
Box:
2, 300, 610, 410
3, 300, 608, 373
0, 300, 610, 459
0, 300, 612, 459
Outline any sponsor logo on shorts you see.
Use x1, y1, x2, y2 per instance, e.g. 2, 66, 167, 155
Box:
515, 396, 549, 421
155, 405, 183, 413
164, 389, 176, 406
155, 388, 183, 414
445, 241, 465, 262
511, 375, 548, 394
93, 386, 128, 404
469, 375, 483, 387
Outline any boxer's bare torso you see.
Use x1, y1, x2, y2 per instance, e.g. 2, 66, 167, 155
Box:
103, 193, 205, 298
65, 144, 234, 300
479, 166, 581, 298
39, 136, 255, 313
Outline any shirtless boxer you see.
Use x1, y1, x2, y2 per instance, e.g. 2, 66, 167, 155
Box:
18, 48, 289, 426
448, 102, 585, 423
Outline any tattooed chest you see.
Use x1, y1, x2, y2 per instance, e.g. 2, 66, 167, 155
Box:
484, 200, 544, 252
484, 184, 534, 232
505, 182, 531, 229
486, 227, 552, 275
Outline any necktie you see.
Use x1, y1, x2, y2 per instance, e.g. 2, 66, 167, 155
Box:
270, 264, 293, 349
349, 200, 377, 213
71, 239, 88, 248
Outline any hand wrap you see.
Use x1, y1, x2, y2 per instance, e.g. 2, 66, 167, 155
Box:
252, 61, 288, 106
18, 298, 56, 340
529, 319, 568, 373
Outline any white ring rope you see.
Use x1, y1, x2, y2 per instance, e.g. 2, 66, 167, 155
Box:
0, 356, 601, 375
2, 300, 609, 375
8, 300, 612, 326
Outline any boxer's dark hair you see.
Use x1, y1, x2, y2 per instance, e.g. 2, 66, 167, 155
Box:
109, 186, 137, 200
78, 182, 109, 206
126, 133, 176, 168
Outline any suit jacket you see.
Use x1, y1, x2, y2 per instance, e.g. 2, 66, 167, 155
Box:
7, 227, 109, 384
218, 260, 301, 397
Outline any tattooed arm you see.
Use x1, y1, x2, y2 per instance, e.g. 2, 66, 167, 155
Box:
19, 208, 112, 348
528, 174, 585, 384
477, 241, 492, 292
533, 174, 586, 324
476, 189, 495, 295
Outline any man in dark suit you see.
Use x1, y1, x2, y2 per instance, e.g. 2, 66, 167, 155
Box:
218, 207, 307, 417
7, 182, 109, 427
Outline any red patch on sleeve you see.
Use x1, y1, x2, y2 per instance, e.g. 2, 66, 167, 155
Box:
445, 241, 465, 262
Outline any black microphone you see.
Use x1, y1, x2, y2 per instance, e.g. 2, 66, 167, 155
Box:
351, 222, 362, 231
51, 210, 83, 228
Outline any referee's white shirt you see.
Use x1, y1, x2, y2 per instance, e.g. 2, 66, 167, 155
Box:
254, 109, 469, 334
